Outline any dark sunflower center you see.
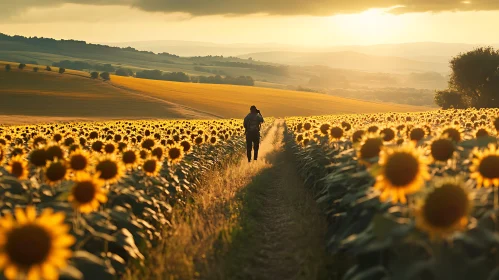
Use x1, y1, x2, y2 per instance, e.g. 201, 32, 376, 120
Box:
143, 160, 157, 173
91, 141, 104, 152
96, 160, 118, 180
478, 155, 499, 179
152, 147, 163, 159
70, 154, 88, 171
410, 128, 425, 141
30, 149, 48, 167
352, 130, 365, 143
168, 148, 182, 160
423, 184, 468, 228
380, 128, 395, 142
476, 129, 489, 138
359, 138, 383, 159
73, 181, 97, 204
431, 139, 455, 162
141, 139, 155, 150
10, 161, 25, 178
104, 144, 115, 154
384, 152, 420, 187
180, 141, 191, 152
45, 162, 67, 182
330, 127, 344, 139
122, 151, 137, 164
6, 224, 52, 267
442, 128, 461, 142
320, 124, 330, 135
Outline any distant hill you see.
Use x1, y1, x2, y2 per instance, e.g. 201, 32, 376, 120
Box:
239, 51, 449, 73
0, 61, 431, 125
102, 40, 496, 66
102, 40, 298, 57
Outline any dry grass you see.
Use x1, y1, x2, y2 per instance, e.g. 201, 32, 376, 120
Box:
126, 123, 282, 279
112, 75, 431, 118
0, 64, 212, 124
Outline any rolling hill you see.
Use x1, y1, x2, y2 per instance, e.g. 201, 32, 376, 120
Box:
239, 51, 449, 73
0, 61, 431, 125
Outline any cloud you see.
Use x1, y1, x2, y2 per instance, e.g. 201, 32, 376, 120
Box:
2, 0, 499, 18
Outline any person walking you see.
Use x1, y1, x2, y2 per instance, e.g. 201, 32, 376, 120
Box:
244, 105, 264, 162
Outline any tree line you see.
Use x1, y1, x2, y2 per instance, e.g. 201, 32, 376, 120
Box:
136, 69, 254, 86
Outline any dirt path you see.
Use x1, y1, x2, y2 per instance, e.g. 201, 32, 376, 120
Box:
212, 120, 330, 280
127, 120, 330, 280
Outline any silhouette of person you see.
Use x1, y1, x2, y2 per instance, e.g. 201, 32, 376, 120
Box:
244, 105, 264, 162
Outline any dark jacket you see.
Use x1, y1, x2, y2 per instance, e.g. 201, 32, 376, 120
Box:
244, 112, 264, 133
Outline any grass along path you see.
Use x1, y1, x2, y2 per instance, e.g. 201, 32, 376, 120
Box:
126, 120, 330, 279
210, 121, 331, 280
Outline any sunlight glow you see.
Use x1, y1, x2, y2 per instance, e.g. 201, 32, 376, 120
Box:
327, 9, 408, 45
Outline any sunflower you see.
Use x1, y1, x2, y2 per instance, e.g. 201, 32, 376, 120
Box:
415, 177, 472, 239
68, 173, 107, 213
357, 133, 383, 164
68, 149, 91, 173
6, 155, 29, 180
373, 144, 430, 204
45, 144, 65, 161
122, 149, 140, 168
94, 156, 124, 183
429, 137, 455, 163
44, 160, 68, 185
470, 143, 499, 188
0, 206, 74, 280
151, 146, 164, 160
473, 125, 492, 139
441, 125, 463, 143
179, 140, 192, 154
166, 144, 184, 164
142, 157, 162, 176
29, 147, 48, 168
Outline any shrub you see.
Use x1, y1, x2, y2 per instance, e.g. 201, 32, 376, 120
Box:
5, 64, 11, 72
90, 72, 99, 79
100, 72, 111, 81
45, 66, 52, 71
18, 63, 26, 70
33, 67, 39, 72
58, 67, 66, 74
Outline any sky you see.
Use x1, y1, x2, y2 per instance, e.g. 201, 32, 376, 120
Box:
0, 1, 499, 46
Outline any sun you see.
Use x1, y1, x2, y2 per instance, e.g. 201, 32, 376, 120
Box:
329, 8, 405, 44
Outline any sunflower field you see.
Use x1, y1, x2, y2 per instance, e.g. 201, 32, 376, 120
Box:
0, 118, 273, 280
286, 108, 499, 280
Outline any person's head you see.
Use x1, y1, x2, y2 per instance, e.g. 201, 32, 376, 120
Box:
250, 105, 257, 113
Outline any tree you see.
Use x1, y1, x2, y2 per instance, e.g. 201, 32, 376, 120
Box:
5, 64, 11, 72
45, 66, 52, 71
100, 72, 110, 81
90, 72, 99, 79
434, 90, 467, 109
58, 67, 65, 74
33, 67, 39, 72
18, 63, 26, 70
115, 68, 133, 77
448, 47, 499, 107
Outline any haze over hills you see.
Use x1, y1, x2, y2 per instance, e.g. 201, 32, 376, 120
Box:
238, 51, 449, 73
100, 40, 498, 66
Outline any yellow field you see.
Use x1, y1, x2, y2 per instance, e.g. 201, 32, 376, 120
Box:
111, 75, 431, 118
0, 61, 432, 125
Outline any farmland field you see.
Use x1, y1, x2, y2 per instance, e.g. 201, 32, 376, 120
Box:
0, 61, 430, 125
7, 59, 490, 280
3, 108, 499, 279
